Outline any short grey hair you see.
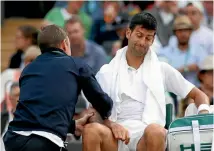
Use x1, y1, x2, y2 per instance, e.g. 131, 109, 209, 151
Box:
38, 24, 68, 52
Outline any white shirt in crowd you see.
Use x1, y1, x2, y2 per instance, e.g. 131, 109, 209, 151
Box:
168, 26, 213, 55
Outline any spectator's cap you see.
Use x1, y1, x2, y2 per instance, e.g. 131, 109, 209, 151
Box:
173, 15, 193, 31
199, 55, 213, 72
187, 1, 204, 13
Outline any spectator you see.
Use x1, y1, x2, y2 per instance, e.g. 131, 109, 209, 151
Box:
123, 1, 154, 16
1, 46, 41, 112
43, 1, 92, 39
53, 1, 67, 8
81, 1, 103, 21
107, 15, 129, 60
8, 25, 39, 69
169, 2, 213, 55
65, 16, 108, 74
202, 1, 213, 30
1, 82, 20, 137
186, 2, 213, 55
90, 1, 126, 52
198, 55, 213, 105
159, 15, 206, 86
149, 1, 179, 47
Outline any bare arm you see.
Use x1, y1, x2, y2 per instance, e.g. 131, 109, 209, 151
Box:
162, 62, 210, 113
186, 87, 210, 113
78, 63, 113, 120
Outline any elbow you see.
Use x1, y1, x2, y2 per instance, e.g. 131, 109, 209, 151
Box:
104, 95, 113, 114
195, 88, 210, 106
100, 95, 113, 119
107, 97, 113, 112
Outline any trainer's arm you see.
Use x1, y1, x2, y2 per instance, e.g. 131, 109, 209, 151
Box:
68, 113, 94, 135
78, 64, 113, 120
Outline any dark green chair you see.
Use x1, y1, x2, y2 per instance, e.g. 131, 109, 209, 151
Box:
165, 103, 173, 129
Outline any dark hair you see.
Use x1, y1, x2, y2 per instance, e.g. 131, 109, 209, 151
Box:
129, 12, 157, 31
38, 24, 68, 52
65, 15, 83, 27
18, 25, 39, 45
187, 2, 194, 7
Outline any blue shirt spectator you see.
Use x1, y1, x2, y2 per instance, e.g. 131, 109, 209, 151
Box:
80, 40, 108, 74
159, 15, 208, 87
159, 44, 205, 86
65, 16, 108, 74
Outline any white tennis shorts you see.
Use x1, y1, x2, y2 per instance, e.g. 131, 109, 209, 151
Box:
117, 120, 167, 151
117, 120, 146, 151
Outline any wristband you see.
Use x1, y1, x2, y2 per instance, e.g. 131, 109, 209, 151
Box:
197, 104, 210, 114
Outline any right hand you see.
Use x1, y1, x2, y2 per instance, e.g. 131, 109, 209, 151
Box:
75, 113, 94, 136
80, 107, 103, 123
109, 122, 130, 145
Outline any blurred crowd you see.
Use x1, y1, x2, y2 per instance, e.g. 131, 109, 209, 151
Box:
1, 0, 213, 141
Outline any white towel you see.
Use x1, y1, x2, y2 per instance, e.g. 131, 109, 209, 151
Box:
96, 46, 166, 126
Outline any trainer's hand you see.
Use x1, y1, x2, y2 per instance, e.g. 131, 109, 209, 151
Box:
83, 107, 103, 123
109, 122, 130, 145
75, 113, 94, 136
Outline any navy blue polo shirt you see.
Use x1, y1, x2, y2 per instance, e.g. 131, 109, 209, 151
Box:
7, 47, 113, 141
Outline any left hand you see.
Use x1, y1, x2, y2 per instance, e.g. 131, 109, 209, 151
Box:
75, 112, 94, 136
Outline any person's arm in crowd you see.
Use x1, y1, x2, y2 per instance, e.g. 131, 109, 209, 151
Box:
178, 46, 209, 73
78, 63, 113, 120
162, 62, 210, 114
178, 64, 199, 73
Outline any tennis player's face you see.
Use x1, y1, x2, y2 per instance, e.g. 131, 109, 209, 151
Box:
126, 26, 155, 57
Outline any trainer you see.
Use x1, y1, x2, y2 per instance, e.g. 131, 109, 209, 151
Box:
3, 24, 113, 151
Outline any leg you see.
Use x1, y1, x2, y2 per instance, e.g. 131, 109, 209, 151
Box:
137, 124, 166, 151
82, 123, 118, 151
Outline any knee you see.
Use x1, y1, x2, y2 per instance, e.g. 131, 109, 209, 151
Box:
82, 123, 104, 138
144, 124, 166, 140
